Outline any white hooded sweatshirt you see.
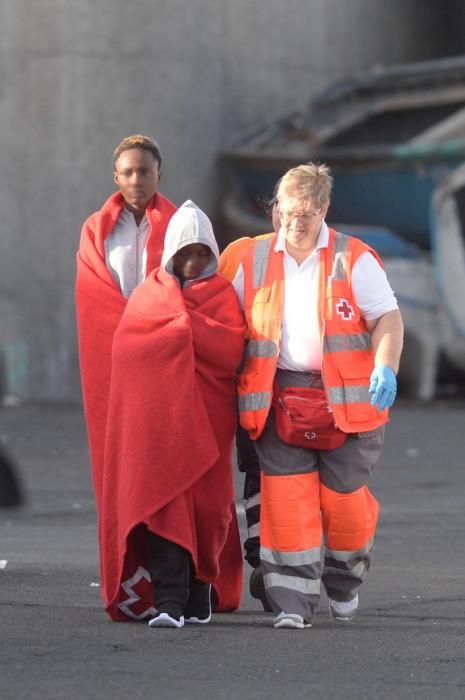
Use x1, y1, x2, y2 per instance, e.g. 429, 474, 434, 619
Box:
161, 200, 220, 284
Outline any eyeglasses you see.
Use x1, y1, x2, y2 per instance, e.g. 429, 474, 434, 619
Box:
279, 207, 321, 223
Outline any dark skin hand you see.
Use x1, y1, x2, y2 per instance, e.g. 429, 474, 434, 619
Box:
172, 244, 211, 286
113, 148, 161, 226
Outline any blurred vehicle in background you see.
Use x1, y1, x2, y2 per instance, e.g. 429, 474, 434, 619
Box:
218, 54, 465, 250
217, 54, 465, 399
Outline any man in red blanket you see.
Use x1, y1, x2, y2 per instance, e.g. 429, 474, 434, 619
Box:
76, 134, 176, 488
77, 163, 246, 624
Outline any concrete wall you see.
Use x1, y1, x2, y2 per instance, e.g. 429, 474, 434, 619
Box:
0, 0, 460, 401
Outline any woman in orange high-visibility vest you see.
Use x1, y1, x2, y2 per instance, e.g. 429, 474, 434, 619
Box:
232, 163, 404, 629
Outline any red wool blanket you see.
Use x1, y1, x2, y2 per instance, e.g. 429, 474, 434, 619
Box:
76, 191, 177, 497
76, 200, 245, 619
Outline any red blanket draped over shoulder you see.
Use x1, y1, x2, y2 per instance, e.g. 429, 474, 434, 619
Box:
76, 191, 177, 491
76, 192, 245, 620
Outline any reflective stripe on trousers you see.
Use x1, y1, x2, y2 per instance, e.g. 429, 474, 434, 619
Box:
259, 472, 380, 618
320, 481, 380, 601
244, 491, 260, 540
260, 472, 322, 620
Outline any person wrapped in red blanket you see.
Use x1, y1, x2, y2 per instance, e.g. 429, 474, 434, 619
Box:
78, 191, 246, 625
76, 134, 177, 512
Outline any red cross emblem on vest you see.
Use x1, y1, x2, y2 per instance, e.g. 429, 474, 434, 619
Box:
336, 299, 354, 320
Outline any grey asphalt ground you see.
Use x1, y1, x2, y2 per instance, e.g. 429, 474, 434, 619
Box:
1, 399, 465, 700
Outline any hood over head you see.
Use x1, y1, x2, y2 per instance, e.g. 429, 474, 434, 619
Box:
162, 200, 219, 281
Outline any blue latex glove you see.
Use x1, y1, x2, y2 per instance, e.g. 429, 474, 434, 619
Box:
369, 365, 397, 412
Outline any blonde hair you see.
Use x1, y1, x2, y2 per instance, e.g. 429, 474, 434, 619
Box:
113, 134, 162, 166
277, 162, 333, 209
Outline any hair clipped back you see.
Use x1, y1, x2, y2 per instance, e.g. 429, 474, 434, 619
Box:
113, 134, 162, 167
277, 162, 333, 209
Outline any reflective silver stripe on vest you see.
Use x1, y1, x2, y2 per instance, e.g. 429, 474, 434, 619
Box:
238, 391, 271, 412
261, 546, 320, 567
323, 332, 371, 354
244, 492, 261, 510
327, 384, 371, 405
332, 255, 346, 281
253, 237, 273, 288
264, 572, 320, 595
331, 233, 350, 281
334, 231, 349, 254
246, 339, 278, 358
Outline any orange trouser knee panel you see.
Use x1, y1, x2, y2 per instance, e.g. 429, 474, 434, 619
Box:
320, 483, 380, 551
260, 471, 322, 551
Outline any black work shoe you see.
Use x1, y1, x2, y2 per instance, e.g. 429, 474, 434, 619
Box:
249, 566, 272, 612
184, 581, 212, 624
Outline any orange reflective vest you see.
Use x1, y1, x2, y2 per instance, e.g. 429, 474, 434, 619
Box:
237, 228, 389, 439
219, 233, 274, 282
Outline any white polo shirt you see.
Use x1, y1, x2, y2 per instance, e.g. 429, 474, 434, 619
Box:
232, 221, 398, 371
104, 207, 150, 298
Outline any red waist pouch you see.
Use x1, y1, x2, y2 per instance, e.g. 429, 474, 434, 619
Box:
272, 381, 347, 450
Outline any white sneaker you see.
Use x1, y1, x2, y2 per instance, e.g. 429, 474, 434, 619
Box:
273, 612, 312, 629
148, 611, 184, 629
328, 594, 359, 622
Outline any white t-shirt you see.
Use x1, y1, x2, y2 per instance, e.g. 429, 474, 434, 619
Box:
232, 221, 398, 371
